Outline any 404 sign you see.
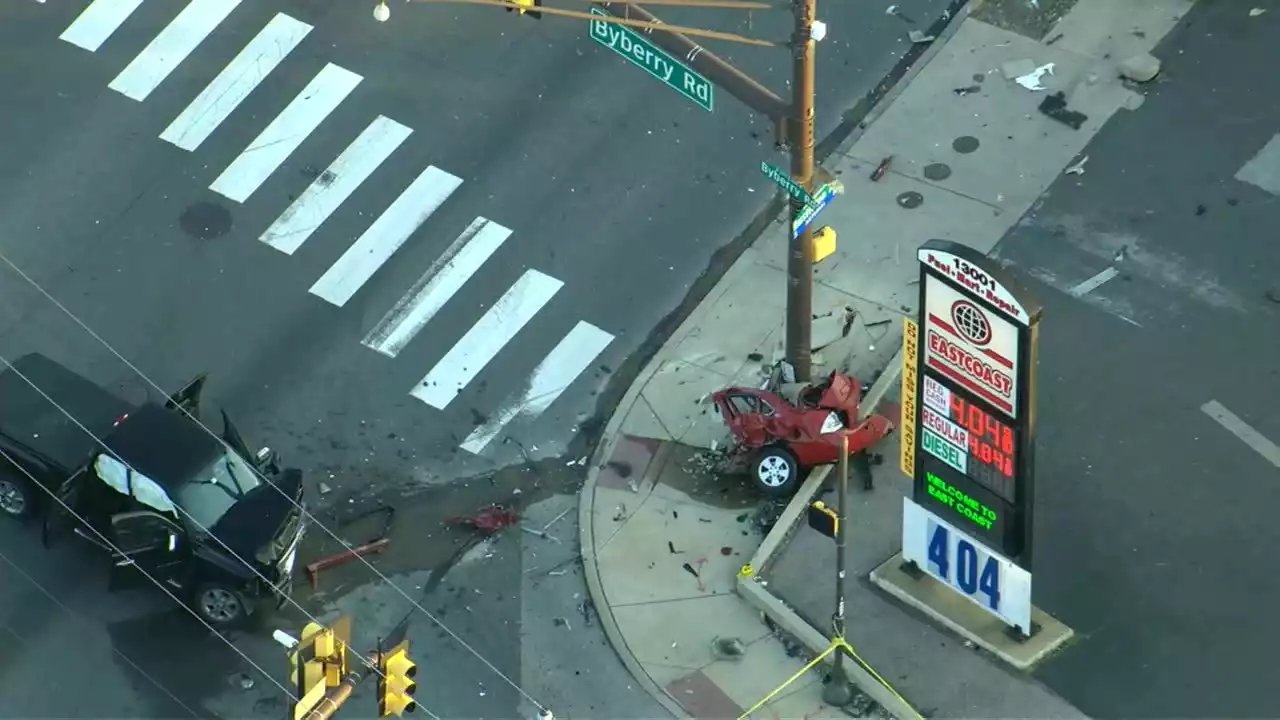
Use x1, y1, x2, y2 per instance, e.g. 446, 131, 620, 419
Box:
901, 498, 1031, 632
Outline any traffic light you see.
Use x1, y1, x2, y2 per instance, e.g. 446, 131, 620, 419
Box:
377, 644, 418, 716
289, 624, 330, 720
505, 0, 542, 19
807, 500, 839, 539
812, 225, 837, 263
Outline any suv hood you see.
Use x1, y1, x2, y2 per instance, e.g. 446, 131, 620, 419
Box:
209, 468, 303, 562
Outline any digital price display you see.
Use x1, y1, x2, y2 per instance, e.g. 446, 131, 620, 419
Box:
922, 374, 1018, 502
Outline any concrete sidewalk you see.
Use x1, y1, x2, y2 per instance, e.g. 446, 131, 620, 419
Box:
579, 0, 1193, 716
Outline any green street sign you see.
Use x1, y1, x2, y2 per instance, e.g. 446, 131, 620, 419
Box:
760, 162, 819, 208
589, 8, 713, 112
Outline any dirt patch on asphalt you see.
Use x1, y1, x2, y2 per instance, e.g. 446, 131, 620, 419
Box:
971, 0, 1080, 40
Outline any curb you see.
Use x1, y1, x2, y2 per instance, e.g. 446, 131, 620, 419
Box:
577, 0, 969, 712
578, 379, 691, 719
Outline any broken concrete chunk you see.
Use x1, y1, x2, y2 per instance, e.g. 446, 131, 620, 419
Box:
1000, 58, 1037, 81
1119, 53, 1161, 83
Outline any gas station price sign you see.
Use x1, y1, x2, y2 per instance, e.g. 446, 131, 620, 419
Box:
904, 240, 1042, 579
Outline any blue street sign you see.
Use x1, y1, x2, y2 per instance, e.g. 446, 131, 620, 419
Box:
792, 183, 836, 239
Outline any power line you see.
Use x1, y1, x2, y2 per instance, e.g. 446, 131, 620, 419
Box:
0, 352, 443, 720
0, 250, 547, 714
0, 541, 202, 719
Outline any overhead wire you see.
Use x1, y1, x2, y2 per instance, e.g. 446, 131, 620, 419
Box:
0, 540, 202, 719
0, 250, 548, 713
0, 353, 442, 720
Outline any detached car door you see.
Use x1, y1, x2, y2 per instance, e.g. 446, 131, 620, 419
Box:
106, 511, 188, 592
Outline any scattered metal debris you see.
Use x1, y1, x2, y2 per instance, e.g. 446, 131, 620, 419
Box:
1039, 91, 1087, 130
1064, 155, 1088, 175
669, 540, 683, 555
553, 616, 572, 631
1015, 62, 1055, 91
446, 505, 519, 535
953, 85, 982, 96
520, 524, 562, 543
870, 156, 893, 182
907, 29, 935, 43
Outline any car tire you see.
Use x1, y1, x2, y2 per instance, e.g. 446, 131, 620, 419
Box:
194, 582, 249, 629
0, 467, 36, 521
752, 446, 800, 496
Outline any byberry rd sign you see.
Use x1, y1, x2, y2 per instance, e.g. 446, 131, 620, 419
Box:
760, 162, 819, 208
791, 183, 836, 238
589, 8, 713, 112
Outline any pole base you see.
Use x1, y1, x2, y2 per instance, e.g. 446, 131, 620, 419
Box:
821, 666, 856, 706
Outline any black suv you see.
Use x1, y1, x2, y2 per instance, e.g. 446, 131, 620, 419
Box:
0, 353, 305, 628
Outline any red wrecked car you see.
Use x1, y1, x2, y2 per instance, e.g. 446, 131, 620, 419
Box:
712, 371, 894, 495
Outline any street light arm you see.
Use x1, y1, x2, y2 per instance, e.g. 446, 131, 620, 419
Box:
596, 0, 789, 119
411, 0, 778, 46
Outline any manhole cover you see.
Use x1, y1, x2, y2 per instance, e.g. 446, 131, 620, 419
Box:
896, 191, 924, 209
179, 202, 232, 240
923, 163, 952, 181
952, 135, 980, 154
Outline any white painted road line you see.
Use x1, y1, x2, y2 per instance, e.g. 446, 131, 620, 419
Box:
160, 13, 311, 151
411, 270, 563, 410
60, 0, 144, 52
1201, 400, 1280, 468
362, 218, 512, 358
460, 321, 614, 454
1236, 134, 1280, 197
1069, 266, 1119, 297
262, 116, 412, 255
310, 166, 462, 307
108, 0, 242, 101
210, 63, 361, 203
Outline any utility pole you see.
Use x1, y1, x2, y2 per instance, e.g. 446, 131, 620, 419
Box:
821, 432, 856, 705
786, 0, 817, 382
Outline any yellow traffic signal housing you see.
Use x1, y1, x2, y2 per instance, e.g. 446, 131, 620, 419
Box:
812, 225, 837, 263
289, 629, 328, 720
505, 0, 543, 18
378, 646, 418, 717
807, 500, 839, 539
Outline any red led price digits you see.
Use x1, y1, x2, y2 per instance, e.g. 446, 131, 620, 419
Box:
950, 393, 1015, 478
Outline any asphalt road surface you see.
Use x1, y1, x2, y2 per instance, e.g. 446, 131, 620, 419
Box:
992, 1, 1280, 716
0, 0, 959, 716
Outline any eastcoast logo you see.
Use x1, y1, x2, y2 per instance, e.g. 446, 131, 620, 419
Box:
926, 330, 1012, 399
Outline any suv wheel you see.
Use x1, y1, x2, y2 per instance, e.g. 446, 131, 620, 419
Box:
0, 471, 34, 520
752, 446, 800, 496
194, 582, 248, 628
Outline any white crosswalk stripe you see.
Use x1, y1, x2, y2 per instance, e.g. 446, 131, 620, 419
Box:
362, 218, 512, 358
161, 13, 312, 151
309, 165, 462, 307
461, 321, 613, 454
411, 270, 563, 410
59, 0, 144, 52
36, 2, 613, 455
109, 0, 242, 101
210, 63, 362, 203
261, 116, 412, 255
